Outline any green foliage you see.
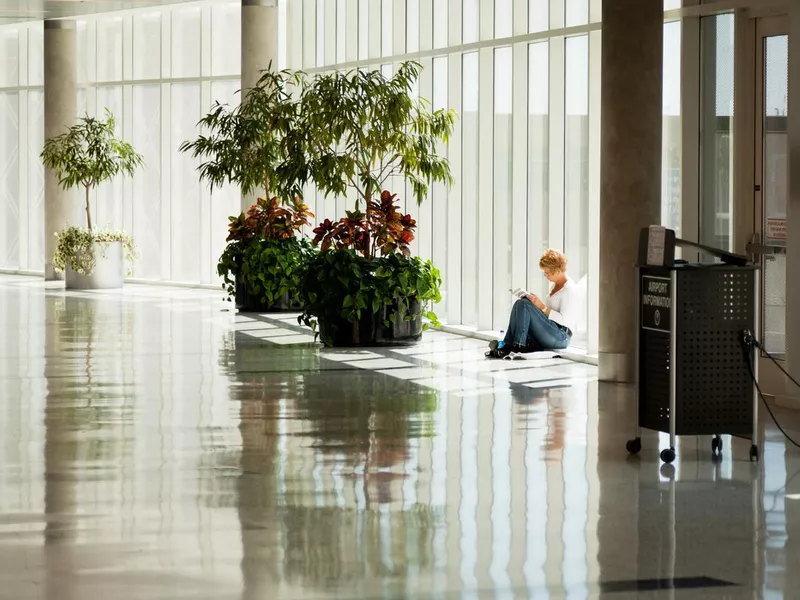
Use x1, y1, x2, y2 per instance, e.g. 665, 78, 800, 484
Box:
217, 197, 315, 302
53, 226, 137, 276
299, 189, 441, 344
285, 61, 456, 208
297, 248, 442, 346
40, 109, 143, 232
217, 241, 246, 301
239, 237, 314, 307
179, 67, 303, 199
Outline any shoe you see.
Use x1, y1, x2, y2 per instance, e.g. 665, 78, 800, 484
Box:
485, 339, 511, 359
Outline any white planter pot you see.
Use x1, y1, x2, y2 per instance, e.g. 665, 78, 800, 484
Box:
65, 241, 124, 290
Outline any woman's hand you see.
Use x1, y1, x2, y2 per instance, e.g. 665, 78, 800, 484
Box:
526, 294, 546, 311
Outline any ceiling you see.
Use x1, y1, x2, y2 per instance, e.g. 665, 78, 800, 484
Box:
0, 0, 201, 25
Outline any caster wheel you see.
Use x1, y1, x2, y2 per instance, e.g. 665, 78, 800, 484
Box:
626, 438, 642, 455
659, 463, 676, 480
660, 448, 676, 464
750, 445, 759, 462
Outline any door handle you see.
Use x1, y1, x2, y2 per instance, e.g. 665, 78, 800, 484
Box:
746, 243, 786, 255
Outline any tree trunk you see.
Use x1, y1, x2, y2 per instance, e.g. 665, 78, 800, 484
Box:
85, 186, 93, 232
364, 183, 372, 259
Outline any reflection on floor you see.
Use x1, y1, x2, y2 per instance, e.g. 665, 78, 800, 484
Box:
0, 274, 799, 599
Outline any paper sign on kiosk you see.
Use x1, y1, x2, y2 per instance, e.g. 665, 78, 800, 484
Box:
646, 226, 667, 266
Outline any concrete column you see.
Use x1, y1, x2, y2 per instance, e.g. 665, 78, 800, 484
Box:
44, 20, 78, 280
241, 0, 279, 211
598, 0, 663, 382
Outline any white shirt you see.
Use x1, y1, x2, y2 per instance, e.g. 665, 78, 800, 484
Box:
545, 276, 578, 334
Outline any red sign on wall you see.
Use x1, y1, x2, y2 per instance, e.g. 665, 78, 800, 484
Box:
767, 218, 787, 240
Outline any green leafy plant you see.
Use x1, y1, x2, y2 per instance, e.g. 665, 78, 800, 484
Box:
297, 191, 442, 346
53, 226, 136, 275
283, 62, 455, 345
240, 237, 314, 307
182, 70, 316, 308
40, 109, 142, 278
41, 109, 143, 232
179, 67, 303, 200
217, 197, 315, 303
285, 62, 456, 259
297, 249, 442, 346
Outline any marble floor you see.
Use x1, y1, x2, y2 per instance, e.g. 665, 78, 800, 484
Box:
1, 274, 800, 599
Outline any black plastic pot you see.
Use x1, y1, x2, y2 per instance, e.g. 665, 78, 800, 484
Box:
318, 299, 423, 347
235, 280, 301, 312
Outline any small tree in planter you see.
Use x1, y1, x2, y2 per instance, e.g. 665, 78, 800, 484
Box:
287, 61, 456, 346
41, 109, 143, 289
180, 68, 311, 311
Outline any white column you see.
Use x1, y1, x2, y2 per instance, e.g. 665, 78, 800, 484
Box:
598, 0, 663, 381
44, 20, 79, 280
241, 0, 279, 211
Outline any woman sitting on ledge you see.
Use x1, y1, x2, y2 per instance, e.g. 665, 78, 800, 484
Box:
486, 249, 577, 359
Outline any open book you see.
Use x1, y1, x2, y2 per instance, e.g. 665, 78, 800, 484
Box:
509, 287, 530, 299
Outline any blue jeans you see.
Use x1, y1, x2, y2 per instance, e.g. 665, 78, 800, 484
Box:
503, 299, 570, 351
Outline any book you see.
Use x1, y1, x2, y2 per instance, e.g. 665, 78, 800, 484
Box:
509, 287, 530, 299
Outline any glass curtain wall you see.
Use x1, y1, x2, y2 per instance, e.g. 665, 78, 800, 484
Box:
0, 0, 687, 353
0, 1, 250, 285
288, 0, 602, 351
0, 24, 44, 272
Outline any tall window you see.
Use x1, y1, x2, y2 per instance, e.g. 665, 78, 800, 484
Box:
564, 36, 590, 343
662, 21, 682, 235
461, 52, 479, 327
527, 42, 550, 295
699, 13, 735, 251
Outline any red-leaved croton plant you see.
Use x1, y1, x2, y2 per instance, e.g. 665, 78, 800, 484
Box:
311, 190, 416, 258
227, 196, 315, 243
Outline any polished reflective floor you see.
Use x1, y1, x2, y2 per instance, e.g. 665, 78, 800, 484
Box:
1, 274, 800, 599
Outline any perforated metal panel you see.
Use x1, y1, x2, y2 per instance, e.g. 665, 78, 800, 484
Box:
638, 266, 672, 434
675, 267, 755, 435
639, 328, 671, 433
638, 265, 756, 436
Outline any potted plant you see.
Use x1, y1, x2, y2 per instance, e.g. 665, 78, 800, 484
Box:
41, 109, 143, 289
287, 61, 456, 346
218, 196, 314, 310
180, 68, 311, 311
299, 191, 442, 346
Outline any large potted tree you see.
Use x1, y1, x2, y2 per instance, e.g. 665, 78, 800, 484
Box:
41, 109, 143, 289
180, 68, 312, 311
288, 61, 456, 347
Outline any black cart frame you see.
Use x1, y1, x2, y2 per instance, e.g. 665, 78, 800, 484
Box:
626, 264, 761, 464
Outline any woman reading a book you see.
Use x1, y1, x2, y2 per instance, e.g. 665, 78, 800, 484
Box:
486, 248, 577, 359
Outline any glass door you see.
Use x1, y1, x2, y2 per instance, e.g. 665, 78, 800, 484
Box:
752, 18, 788, 377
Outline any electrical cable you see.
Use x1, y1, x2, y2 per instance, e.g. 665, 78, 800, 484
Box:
752, 337, 800, 392
741, 331, 800, 451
